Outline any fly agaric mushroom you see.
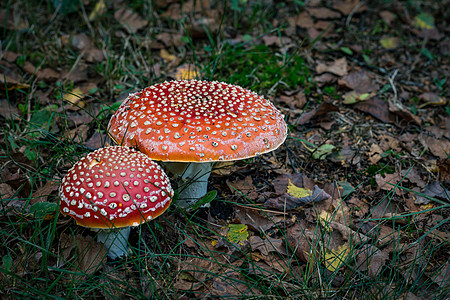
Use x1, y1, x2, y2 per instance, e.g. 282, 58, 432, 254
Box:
59, 146, 173, 259
108, 80, 287, 208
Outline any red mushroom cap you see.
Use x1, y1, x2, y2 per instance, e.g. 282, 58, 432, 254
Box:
108, 80, 287, 162
59, 146, 173, 229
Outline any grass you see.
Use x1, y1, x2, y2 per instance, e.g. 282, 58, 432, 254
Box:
1, 0, 449, 299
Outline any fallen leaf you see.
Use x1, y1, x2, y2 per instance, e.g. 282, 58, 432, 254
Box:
290, 11, 314, 28
31, 180, 59, 204
375, 172, 403, 192
379, 10, 396, 26
88, 0, 106, 21
211, 269, 261, 297
234, 206, 283, 232
295, 102, 339, 129
226, 224, 249, 245
418, 133, 450, 160
338, 70, 379, 93
178, 257, 216, 283
332, 0, 366, 15
160, 49, 177, 63
380, 36, 400, 49
316, 58, 348, 76
250, 236, 286, 257
264, 185, 331, 210
312, 143, 335, 160
226, 175, 258, 201
0, 100, 19, 120
388, 99, 422, 126
413, 13, 435, 30
356, 244, 388, 279
324, 243, 351, 272
306, 7, 341, 19
173, 63, 199, 80
59, 233, 106, 275
63, 87, 85, 107
415, 181, 450, 205
418, 92, 447, 107
0, 74, 30, 90
114, 7, 148, 33
287, 180, 312, 198
355, 97, 396, 123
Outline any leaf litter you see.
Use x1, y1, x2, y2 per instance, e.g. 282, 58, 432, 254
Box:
0, 0, 449, 298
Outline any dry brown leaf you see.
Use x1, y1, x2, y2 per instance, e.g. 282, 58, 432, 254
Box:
368, 143, 383, 164
379, 10, 396, 26
338, 70, 379, 93
249, 236, 286, 257
114, 7, 148, 33
355, 97, 396, 124
307, 7, 341, 19
418, 133, 450, 160
332, 0, 366, 15
178, 257, 217, 283
295, 102, 339, 129
316, 57, 348, 76
59, 233, 106, 275
0, 99, 19, 120
226, 176, 258, 201
31, 180, 59, 204
2, 51, 20, 62
290, 11, 314, 28
356, 244, 389, 279
234, 206, 283, 232
211, 269, 261, 297
375, 172, 403, 191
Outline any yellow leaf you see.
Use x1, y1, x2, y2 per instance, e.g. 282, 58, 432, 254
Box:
324, 243, 351, 272
318, 210, 333, 231
89, 0, 106, 21
211, 240, 218, 246
286, 179, 312, 198
226, 224, 248, 245
380, 36, 400, 50
160, 49, 176, 62
413, 13, 435, 30
174, 64, 199, 80
64, 88, 85, 108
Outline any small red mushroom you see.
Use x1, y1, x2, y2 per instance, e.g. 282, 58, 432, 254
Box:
108, 80, 287, 208
59, 146, 173, 258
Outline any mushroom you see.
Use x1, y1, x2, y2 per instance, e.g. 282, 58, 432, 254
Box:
108, 80, 287, 208
59, 146, 173, 259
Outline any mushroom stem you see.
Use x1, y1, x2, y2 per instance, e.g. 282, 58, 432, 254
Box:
96, 227, 131, 259
163, 162, 212, 208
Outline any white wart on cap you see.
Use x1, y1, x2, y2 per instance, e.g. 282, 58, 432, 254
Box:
108, 80, 288, 162
59, 146, 173, 229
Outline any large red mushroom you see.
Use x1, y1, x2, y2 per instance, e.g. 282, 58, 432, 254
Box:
59, 146, 173, 259
108, 80, 287, 208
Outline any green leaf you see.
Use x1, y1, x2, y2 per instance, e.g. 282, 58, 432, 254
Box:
380, 36, 400, 49
2, 255, 13, 271
413, 13, 435, 30
188, 190, 217, 211
313, 144, 335, 160
421, 48, 434, 60
226, 224, 248, 245
29, 202, 58, 219
340, 47, 353, 55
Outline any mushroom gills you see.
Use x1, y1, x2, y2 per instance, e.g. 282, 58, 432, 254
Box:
162, 162, 212, 209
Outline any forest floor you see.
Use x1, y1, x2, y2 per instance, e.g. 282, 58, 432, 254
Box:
0, 0, 449, 299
